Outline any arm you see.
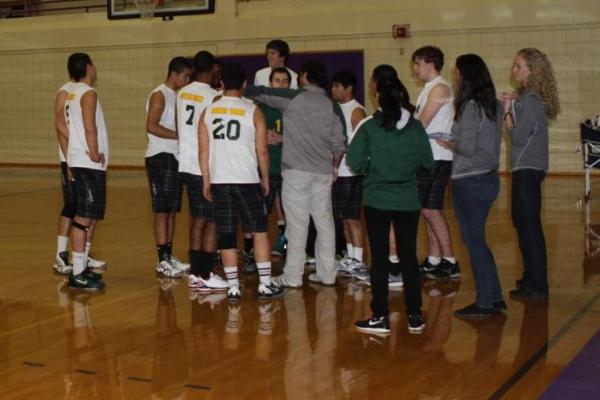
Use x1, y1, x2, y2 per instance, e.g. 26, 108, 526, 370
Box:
147, 91, 177, 139
81, 90, 104, 166
506, 95, 545, 146
254, 107, 270, 196
417, 84, 452, 128
452, 102, 481, 157
244, 85, 297, 111
198, 109, 212, 201
346, 125, 369, 174
55, 90, 69, 160
350, 107, 367, 131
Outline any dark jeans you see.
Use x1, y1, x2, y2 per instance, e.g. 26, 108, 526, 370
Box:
364, 206, 422, 317
511, 169, 548, 295
453, 172, 503, 309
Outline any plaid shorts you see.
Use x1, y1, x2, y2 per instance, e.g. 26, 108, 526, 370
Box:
145, 153, 183, 213
264, 174, 282, 214
60, 162, 77, 218
333, 176, 363, 220
180, 173, 214, 219
417, 160, 452, 210
212, 184, 268, 234
71, 167, 106, 220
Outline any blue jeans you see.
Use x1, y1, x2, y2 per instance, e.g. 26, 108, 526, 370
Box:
452, 172, 503, 309
511, 169, 548, 295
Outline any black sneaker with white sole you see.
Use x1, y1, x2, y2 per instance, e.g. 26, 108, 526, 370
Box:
426, 259, 461, 280
354, 316, 391, 335
227, 285, 241, 302
83, 268, 103, 281
69, 273, 105, 291
408, 313, 426, 334
419, 257, 440, 275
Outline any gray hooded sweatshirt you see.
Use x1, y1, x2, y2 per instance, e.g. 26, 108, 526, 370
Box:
509, 90, 549, 172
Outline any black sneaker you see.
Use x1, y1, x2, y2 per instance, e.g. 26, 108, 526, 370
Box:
454, 303, 495, 319
509, 287, 548, 301
408, 313, 426, 334
83, 268, 103, 281
241, 250, 256, 273
426, 259, 461, 280
419, 257, 440, 275
69, 273, 105, 291
354, 316, 391, 335
493, 301, 507, 311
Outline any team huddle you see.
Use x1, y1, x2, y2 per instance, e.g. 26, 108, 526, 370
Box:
52, 40, 560, 336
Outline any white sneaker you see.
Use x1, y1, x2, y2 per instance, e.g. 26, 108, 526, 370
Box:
170, 255, 190, 273
271, 274, 302, 288
307, 273, 335, 286
338, 256, 354, 268
389, 273, 404, 288
257, 283, 284, 299
305, 255, 316, 265
227, 285, 241, 301
53, 252, 73, 275
87, 255, 106, 270
338, 259, 366, 276
353, 265, 370, 282
200, 273, 229, 292
187, 274, 202, 290
156, 260, 183, 278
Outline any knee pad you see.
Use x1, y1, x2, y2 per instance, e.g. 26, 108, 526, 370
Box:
61, 202, 77, 219
71, 221, 89, 232
218, 232, 237, 250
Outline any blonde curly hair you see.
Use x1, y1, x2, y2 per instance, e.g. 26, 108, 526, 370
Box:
517, 48, 560, 119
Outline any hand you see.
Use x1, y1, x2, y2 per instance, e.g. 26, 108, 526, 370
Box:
267, 130, 283, 145
86, 151, 105, 167
436, 139, 453, 150
499, 92, 515, 113
67, 167, 75, 182
203, 183, 213, 202
261, 178, 270, 197
332, 167, 339, 183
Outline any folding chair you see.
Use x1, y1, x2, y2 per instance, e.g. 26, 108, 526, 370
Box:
580, 123, 600, 200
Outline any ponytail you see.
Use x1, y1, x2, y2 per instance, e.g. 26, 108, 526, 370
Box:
377, 78, 414, 130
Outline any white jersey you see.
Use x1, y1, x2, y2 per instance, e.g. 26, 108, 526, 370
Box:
205, 96, 259, 184
415, 75, 454, 161
57, 81, 75, 162
254, 66, 298, 89
177, 82, 219, 175
145, 83, 178, 158
65, 82, 109, 171
338, 99, 365, 177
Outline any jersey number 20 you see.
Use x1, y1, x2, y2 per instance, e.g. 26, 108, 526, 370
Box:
212, 118, 240, 140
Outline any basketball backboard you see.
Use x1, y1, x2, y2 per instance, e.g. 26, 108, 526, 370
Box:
107, 0, 215, 20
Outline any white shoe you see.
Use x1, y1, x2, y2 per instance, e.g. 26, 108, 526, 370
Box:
227, 285, 241, 301
53, 252, 72, 275
305, 255, 316, 265
307, 273, 335, 286
87, 255, 106, 270
156, 260, 183, 278
338, 256, 354, 268
389, 273, 404, 288
271, 274, 302, 288
199, 273, 229, 292
170, 255, 190, 273
353, 265, 370, 282
187, 274, 202, 290
338, 259, 366, 276
257, 283, 284, 299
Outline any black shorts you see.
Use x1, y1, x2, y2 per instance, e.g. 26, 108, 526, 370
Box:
145, 153, 183, 213
333, 176, 363, 220
212, 184, 268, 235
264, 174, 282, 214
417, 160, 452, 210
71, 167, 106, 220
60, 162, 77, 218
180, 173, 214, 219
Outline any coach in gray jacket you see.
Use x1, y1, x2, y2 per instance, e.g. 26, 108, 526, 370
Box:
245, 60, 346, 287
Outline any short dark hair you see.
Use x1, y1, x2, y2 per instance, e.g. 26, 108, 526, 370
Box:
331, 70, 357, 94
412, 46, 444, 72
168, 56, 192, 78
269, 67, 291, 83
266, 39, 290, 60
222, 63, 246, 90
371, 64, 398, 84
298, 60, 327, 88
193, 51, 215, 75
67, 53, 93, 82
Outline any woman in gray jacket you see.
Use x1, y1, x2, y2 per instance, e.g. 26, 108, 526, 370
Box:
439, 54, 504, 318
501, 48, 560, 300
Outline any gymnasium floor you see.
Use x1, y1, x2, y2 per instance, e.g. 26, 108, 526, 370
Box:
0, 167, 598, 399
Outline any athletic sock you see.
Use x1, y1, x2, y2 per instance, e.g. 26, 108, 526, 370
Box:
72, 252, 86, 275
201, 252, 216, 280
346, 243, 354, 259
443, 256, 456, 264
224, 266, 239, 288
157, 244, 170, 262
167, 242, 173, 257
389, 255, 399, 263
277, 220, 286, 235
57, 235, 69, 256
354, 247, 364, 262
428, 256, 442, 265
244, 238, 253, 254
256, 261, 272, 286
189, 249, 203, 277
84, 241, 91, 259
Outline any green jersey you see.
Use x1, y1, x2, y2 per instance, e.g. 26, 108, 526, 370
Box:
260, 103, 284, 176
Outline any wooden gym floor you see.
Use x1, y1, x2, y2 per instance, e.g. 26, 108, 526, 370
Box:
0, 167, 598, 399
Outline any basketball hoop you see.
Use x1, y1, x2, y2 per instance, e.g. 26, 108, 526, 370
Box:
134, 0, 157, 20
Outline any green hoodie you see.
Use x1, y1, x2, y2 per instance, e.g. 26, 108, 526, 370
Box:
346, 112, 434, 211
